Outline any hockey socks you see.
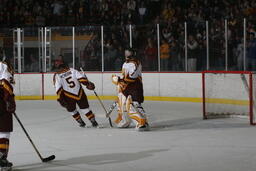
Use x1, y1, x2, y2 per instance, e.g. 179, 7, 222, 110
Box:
85, 111, 98, 127
0, 139, 9, 160
72, 113, 86, 127
0, 138, 12, 169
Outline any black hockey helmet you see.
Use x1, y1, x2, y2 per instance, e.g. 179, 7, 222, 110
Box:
125, 47, 136, 59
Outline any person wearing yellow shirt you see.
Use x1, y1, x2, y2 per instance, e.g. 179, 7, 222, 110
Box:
160, 39, 170, 71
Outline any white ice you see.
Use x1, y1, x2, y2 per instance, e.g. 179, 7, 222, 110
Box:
8, 100, 256, 171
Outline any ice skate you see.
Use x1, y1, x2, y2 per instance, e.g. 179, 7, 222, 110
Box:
90, 118, 99, 127
0, 159, 12, 171
136, 123, 150, 132
77, 118, 86, 127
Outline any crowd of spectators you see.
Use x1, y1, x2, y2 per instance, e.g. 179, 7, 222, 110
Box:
0, 0, 161, 27
0, 0, 255, 27
1, 0, 256, 71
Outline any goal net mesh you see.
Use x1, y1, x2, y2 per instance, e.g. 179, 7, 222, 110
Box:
203, 71, 256, 125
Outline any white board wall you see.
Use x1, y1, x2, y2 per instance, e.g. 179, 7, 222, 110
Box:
13, 73, 202, 99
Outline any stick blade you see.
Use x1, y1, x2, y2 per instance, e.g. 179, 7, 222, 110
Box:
42, 155, 55, 162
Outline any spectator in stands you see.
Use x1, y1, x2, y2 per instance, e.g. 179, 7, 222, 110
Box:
144, 38, 158, 71
138, 1, 147, 24
29, 54, 39, 72
187, 35, 198, 71
114, 45, 124, 71
52, 55, 64, 72
247, 33, 256, 71
160, 39, 170, 71
169, 40, 180, 71
235, 39, 244, 71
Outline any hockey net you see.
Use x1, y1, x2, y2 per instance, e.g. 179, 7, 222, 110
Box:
202, 71, 256, 125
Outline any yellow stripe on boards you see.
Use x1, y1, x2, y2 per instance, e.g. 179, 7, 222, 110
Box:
15, 96, 43, 100
15, 95, 249, 106
205, 98, 249, 106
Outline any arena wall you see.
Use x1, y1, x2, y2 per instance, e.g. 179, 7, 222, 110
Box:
14, 72, 202, 102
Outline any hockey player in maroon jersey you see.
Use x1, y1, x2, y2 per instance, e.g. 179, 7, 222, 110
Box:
0, 57, 15, 171
112, 48, 149, 131
53, 61, 98, 128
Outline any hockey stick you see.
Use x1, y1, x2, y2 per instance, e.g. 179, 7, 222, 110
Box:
93, 90, 113, 127
79, 67, 113, 127
106, 101, 117, 118
13, 113, 55, 162
131, 103, 147, 117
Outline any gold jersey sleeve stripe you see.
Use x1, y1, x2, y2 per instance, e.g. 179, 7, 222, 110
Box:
2, 80, 13, 95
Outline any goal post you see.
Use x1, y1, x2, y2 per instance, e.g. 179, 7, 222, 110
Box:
202, 71, 256, 125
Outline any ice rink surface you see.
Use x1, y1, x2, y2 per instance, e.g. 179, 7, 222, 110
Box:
8, 100, 256, 171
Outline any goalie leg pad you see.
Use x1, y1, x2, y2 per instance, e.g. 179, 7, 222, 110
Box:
115, 93, 130, 128
114, 113, 122, 124
126, 98, 148, 129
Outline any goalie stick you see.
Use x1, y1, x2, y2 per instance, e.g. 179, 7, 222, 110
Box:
80, 68, 113, 127
13, 113, 55, 162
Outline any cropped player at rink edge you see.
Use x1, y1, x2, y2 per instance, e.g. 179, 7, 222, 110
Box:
0, 56, 15, 171
53, 60, 99, 128
112, 48, 149, 131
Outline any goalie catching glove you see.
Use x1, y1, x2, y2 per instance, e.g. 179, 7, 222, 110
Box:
86, 81, 95, 90
112, 75, 127, 92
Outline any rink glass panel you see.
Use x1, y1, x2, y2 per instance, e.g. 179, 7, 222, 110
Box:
50, 27, 73, 72
132, 24, 158, 71
208, 20, 226, 71
246, 18, 256, 71
75, 26, 101, 71
103, 25, 127, 71
227, 18, 245, 71
0, 28, 14, 70
159, 22, 185, 72
23, 27, 40, 73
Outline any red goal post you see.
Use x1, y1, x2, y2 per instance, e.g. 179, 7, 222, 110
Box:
202, 71, 256, 125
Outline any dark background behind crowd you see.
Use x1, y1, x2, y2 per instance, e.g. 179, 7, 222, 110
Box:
0, 0, 256, 27
0, 0, 256, 72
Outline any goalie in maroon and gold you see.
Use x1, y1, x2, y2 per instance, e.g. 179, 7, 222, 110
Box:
53, 61, 98, 128
111, 48, 149, 131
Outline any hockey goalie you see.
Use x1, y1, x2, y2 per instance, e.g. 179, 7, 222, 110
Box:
111, 48, 149, 131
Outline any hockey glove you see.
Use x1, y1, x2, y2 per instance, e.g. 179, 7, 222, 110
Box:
86, 81, 95, 90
